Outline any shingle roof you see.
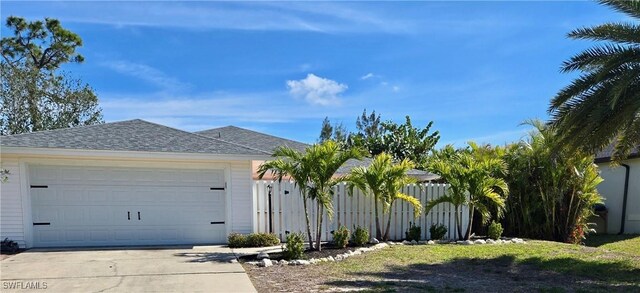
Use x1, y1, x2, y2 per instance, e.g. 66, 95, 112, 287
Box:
335, 157, 441, 182
196, 126, 309, 154
0, 119, 269, 156
595, 144, 639, 162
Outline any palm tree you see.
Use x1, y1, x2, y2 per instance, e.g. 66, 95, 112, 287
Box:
426, 144, 508, 240
425, 146, 469, 240
549, 0, 640, 161
306, 141, 363, 251
346, 153, 423, 241
257, 147, 315, 250
380, 158, 423, 240
258, 140, 362, 251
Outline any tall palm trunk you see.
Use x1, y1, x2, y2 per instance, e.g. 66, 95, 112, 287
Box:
315, 204, 324, 251
455, 205, 464, 240
302, 195, 314, 250
465, 205, 475, 240
374, 197, 382, 240
383, 201, 394, 241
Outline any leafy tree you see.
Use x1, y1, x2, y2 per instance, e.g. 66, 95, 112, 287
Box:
319, 117, 333, 143
426, 144, 508, 240
344, 111, 440, 168
346, 153, 423, 240
356, 109, 382, 138
549, 0, 640, 161
1, 16, 102, 134
318, 116, 347, 144
380, 116, 440, 168
258, 141, 363, 251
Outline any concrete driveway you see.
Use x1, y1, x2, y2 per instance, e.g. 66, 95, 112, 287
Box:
0, 246, 256, 292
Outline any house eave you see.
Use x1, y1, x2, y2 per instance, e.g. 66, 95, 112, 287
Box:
0, 146, 271, 161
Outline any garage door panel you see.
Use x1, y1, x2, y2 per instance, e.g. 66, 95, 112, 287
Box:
30, 165, 227, 247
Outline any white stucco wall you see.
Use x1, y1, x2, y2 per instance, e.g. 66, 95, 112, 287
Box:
596, 157, 640, 234
0, 152, 255, 248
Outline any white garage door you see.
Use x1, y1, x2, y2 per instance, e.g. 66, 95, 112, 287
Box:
29, 165, 227, 247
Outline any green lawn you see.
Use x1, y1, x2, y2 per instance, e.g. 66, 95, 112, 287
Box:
246, 239, 640, 292
329, 241, 639, 291
584, 234, 640, 256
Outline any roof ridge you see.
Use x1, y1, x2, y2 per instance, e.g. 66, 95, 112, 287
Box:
0, 119, 142, 138
197, 125, 310, 147
138, 120, 271, 155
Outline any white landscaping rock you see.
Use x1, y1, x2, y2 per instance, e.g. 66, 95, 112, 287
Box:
387, 241, 396, 245
229, 259, 238, 263
410, 240, 418, 245
246, 261, 260, 266
352, 250, 362, 255
256, 252, 269, 260
427, 240, 436, 245
328, 256, 335, 262
512, 238, 524, 244
289, 259, 311, 265
370, 238, 380, 244
474, 239, 486, 245
460, 240, 474, 245
401, 240, 411, 245
486, 239, 496, 244
259, 259, 273, 267
335, 255, 344, 261
280, 260, 289, 265
375, 243, 389, 249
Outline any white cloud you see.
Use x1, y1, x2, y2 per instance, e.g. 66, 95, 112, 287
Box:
392, 86, 400, 92
286, 74, 348, 106
101, 60, 189, 92
360, 73, 375, 80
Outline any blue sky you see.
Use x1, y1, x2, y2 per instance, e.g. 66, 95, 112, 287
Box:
0, 1, 622, 145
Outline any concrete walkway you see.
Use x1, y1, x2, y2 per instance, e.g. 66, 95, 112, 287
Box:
0, 246, 256, 292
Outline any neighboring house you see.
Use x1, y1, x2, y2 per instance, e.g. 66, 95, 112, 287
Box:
335, 157, 440, 182
0, 120, 270, 248
197, 126, 439, 181
594, 146, 640, 234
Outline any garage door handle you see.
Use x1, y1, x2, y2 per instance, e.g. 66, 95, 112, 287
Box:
128, 211, 130, 220
138, 212, 141, 220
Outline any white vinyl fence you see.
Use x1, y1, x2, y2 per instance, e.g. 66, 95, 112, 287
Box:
253, 181, 468, 241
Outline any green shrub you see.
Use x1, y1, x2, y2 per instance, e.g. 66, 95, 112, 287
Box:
429, 223, 447, 240
245, 233, 280, 247
351, 226, 369, 246
283, 232, 305, 260
488, 221, 503, 240
228, 233, 246, 248
502, 122, 603, 243
333, 225, 350, 248
405, 222, 421, 242
228, 233, 279, 248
